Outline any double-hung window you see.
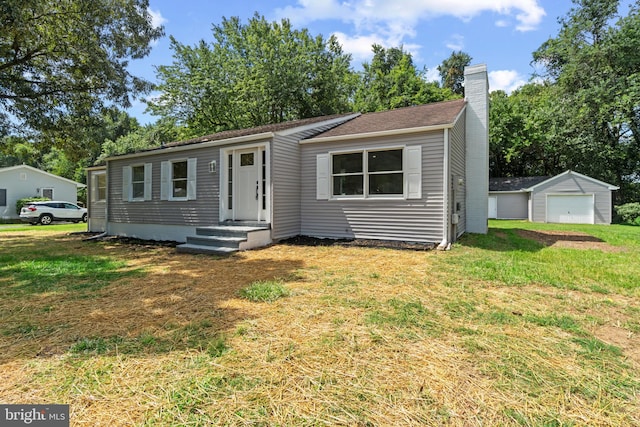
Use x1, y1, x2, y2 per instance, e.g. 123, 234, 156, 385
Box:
161, 158, 197, 201
317, 146, 422, 200
171, 160, 188, 198
131, 165, 145, 199
97, 174, 107, 201
122, 163, 152, 201
332, 149, 403, 198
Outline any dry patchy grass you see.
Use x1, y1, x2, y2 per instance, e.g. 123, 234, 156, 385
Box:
1, 224, 639, 426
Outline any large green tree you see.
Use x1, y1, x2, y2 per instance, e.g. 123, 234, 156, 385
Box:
147, 14, 355, 138
354, 45, 455, 113
489, 83, 566, 178
0, 0, 163, 137
533, 0, 640, 202
438, 51, 472, 96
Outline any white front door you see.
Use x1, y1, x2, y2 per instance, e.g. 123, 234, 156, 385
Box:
235, 148, 260, 220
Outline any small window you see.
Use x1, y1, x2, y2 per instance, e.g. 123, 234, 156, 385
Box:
95, 173, 106, 201
131, 165, 145, 199
240, 153, 254, 166
0, 189, 6, 206
42, 188, 54, 199
172, 160, 188, 198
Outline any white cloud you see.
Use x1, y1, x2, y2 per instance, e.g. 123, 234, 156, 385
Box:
332, 32, 421, 64
332, 32, 386, 63
148, 8, 167, 28
275, 0, 546, 34
445, 34, 464, 51
425, 66, 440, 83
488, 69, 527, 93
495, 19, 510, 27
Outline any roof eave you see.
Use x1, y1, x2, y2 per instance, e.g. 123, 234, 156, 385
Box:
104, 132, 275, 162
300, 122, 456, 145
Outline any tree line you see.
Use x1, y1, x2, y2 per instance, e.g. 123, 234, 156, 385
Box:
1, 0, 638, 204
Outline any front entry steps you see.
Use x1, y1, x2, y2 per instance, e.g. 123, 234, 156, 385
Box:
177, 224, 271, 255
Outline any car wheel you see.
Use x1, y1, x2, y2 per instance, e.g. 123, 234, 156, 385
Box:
39, 214, 53, 225
82, 213, 88, 223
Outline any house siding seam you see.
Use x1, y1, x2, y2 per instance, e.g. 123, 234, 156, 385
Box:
530, 174, 612, 224
107, 146, 221, 227
450, 113, 466, 237
300, 131, 445, 243
271, 123, 344, 240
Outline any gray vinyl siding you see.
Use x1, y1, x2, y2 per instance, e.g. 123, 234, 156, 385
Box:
107, 146, 220, 227
492, 192, 528, 219
449, 114, 466, 236
300, 131, 445, 243
271, 123, 348, 240
530, 174, 613, 224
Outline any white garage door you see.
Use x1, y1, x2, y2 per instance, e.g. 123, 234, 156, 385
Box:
546, 194, 594, 224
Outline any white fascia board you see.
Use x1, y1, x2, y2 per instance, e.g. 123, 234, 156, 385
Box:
489, 190, 530, 194
277, 113, 361, 137
524, 170, 619, 191
300, 122, 454, 145
2, 164, 86, 187
104, 132, 274, 162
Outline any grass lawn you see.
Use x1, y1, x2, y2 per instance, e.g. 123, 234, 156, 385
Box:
1, 221, 639, 426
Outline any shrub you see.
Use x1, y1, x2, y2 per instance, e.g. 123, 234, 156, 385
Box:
615, 203, 640, 225
16, 197, 49, 215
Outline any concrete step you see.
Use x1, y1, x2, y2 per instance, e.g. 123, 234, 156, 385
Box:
195, 225, 268, 237
185, 235, 246, 249
176, 243, 238, 255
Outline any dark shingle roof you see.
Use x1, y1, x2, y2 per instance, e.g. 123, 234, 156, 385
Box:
489, 176, 551, 192
308, 99, 466, 139
149, 112, 358, 151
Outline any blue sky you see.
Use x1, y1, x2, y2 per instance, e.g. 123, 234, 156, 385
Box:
127, 0, 627, 124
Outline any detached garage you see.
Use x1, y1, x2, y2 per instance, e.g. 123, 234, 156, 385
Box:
489, 170, 618, 224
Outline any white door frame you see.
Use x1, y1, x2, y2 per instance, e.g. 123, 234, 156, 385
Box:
220, 143, 270, 223
488, 196, 498, 219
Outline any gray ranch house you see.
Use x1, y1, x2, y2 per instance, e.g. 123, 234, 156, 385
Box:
0, 164, 85, 220
489, 170, 619, 224
87, 65, 489, 253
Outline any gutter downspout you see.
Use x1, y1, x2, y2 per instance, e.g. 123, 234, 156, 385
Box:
438, 129, 451, 250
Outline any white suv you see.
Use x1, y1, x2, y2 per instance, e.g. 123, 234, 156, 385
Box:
20, 201, 88, 225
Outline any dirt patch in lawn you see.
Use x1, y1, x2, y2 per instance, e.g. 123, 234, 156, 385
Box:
595, 324, 640, 368
516, 229, 623, 252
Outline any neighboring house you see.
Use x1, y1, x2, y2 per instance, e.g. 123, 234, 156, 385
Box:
489, 170, 619, 224
87, 64, 489, 252
0, 165, 86, 220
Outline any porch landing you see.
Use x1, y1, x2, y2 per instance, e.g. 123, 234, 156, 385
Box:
177, 224, 271, 255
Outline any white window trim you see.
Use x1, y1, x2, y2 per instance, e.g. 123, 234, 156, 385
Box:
329, 146, 407, 200
92, 172, 107, 203
161, 158, 197, 201
41, 187, 54, 199
123, 163, 152, 202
